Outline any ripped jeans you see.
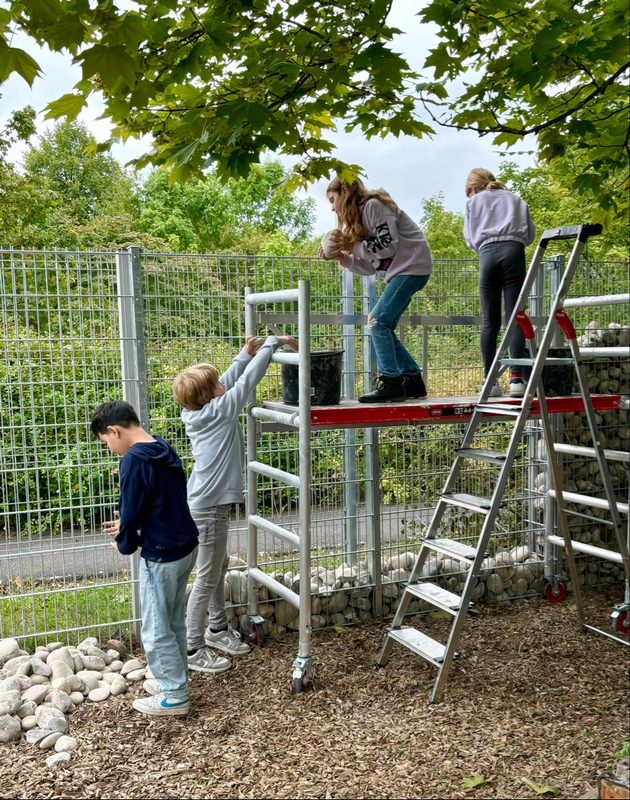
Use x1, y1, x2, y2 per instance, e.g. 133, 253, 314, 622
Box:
369, 274, 430, 377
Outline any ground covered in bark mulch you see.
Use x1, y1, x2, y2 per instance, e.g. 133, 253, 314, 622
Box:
3, 586, 629, 800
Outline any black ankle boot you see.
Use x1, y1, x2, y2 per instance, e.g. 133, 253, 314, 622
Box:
358, 375, 407, 403
402, 372, 427, 398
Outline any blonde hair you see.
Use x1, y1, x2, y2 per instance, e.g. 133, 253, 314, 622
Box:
172, 363, 220, 411
465, 167, 506, 197
326, 177, 399, 246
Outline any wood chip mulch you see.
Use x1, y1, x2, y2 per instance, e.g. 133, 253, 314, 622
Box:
3, 585, 629, 799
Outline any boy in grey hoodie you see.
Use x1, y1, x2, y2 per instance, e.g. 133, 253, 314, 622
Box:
172, 334, 297, 674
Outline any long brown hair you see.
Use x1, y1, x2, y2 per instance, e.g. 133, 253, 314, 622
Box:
465, 167, 506, 197
327, 177, 399, 245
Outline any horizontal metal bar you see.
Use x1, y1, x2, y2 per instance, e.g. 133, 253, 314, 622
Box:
271, 351, 299, 365
245, 288, 299, 306
547, 535, 623, 563
553, 443, 629, 463
249, 405, 299, 427
249, 514, 301, 548
248, 460, 301, 488
248, 567, 300, 607
563, 294, 629, 308
548, 489, 629, 515
579, 347, 629, 358
582, 623, 630, 647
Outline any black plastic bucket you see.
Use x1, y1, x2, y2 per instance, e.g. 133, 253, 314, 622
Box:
541, 347, 576, 396
282, 351, 344, 406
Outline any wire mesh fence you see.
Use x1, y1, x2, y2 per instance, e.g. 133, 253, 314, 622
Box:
0, 246, 627, 646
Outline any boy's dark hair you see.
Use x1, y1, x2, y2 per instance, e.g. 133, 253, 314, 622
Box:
91, 400, 140, 436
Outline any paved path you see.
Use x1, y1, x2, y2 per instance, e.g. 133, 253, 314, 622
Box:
0, 504, 432, 585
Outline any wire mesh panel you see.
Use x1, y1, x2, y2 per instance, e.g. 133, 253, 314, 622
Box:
1, 246, 627, 645
0, 249, 135, 649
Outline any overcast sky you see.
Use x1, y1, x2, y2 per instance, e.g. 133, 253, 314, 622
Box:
1, 2, 536, 235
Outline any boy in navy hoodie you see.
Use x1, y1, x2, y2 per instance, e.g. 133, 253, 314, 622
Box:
91, 400, 199, 717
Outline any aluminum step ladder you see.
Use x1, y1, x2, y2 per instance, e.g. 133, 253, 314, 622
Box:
376, 223, 629, 702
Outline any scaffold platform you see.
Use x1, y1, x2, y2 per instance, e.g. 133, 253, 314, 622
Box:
262, 393, 624, 428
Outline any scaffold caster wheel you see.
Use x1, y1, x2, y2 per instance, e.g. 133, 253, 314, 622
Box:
292, 672, 309, 694
251, 621, 264, 646
291, 656, 312, 694
611, 605, 630, 635
544, 581, 567, 604
245, 614, 265, 646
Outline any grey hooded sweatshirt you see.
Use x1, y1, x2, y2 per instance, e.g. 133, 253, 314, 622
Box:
181, 336, 282, 513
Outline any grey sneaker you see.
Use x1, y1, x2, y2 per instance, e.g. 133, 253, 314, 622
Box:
188, 645, 232, 674
143, 678, 160, 695
204, 626, 251, 656
132, 693, 190, 716
509, 379, 526, 397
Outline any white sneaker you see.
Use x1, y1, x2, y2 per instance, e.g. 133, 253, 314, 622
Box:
204, 626, 251, 657
143, 678, 160, 695
488, 383, 503, 397
188, 645, 232, 674
132, 693, 190, 716
509, 379, 526, 397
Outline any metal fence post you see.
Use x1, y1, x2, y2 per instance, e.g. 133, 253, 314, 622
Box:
116, 246, 149, 637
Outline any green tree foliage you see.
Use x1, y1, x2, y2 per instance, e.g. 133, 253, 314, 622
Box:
0, 104, 44, 245
419, 193, 469, 260
2, 0, 626, 221
497, 161, 628, 260
417, 0, 629, 225
139, 160, 315, 252
22, 121, 141, 244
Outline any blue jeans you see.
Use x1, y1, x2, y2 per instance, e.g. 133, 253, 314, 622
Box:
478, 241, 527, 376
139, 546, 198, 699
369, 274, 430, 377
186, 505, 231, 651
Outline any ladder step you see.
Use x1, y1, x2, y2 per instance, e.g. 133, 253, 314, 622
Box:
387, 626, 446, 665
501, 357, 573, 366
441, 492, 494, 512
458, 447, 508, 464
421, 537, 478, 560
405, 582, 467, 614
476, 403, 523, 417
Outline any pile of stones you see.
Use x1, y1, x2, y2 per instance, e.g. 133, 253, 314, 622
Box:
0, 636, 146, 767
219, 545, 549, 637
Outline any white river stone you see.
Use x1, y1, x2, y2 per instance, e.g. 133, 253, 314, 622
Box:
88, 685, 111, 702
0, 713, 22, 742
54, 734, 78, 752
46, 751, 71, 769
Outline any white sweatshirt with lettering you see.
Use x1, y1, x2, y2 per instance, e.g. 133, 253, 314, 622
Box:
339, 198, 432, 282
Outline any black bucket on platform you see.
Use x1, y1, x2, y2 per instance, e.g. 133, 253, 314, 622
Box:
282, 350, 344, 406
541, 347, 576, 396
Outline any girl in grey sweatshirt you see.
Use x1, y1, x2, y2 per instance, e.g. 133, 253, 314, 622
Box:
319, 177, 432, 403
463, 168, 535, 398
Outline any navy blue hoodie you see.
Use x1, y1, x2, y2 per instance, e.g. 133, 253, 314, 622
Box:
116, 435, 198, 562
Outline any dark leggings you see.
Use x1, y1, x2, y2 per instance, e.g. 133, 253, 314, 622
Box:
478, 240, 527, 377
